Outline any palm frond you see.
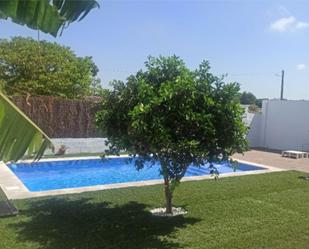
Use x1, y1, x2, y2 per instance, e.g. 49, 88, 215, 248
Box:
0, 0, 99, 37
0, 92, 53, 162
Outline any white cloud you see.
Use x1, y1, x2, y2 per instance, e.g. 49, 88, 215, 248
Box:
296, 21, 309, 29
270, 16, 309, 32
296, 64, 306, 71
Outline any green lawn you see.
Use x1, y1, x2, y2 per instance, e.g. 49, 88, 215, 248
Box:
1, 171, 309, 249
0, 187, 7, 201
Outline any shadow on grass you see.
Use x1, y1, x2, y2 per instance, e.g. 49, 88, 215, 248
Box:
10, 197, 199, 249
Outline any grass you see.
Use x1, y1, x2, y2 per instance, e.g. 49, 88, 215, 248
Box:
0, 187, 18, 217
0, 171, 309, 249
0, 187, 7, 201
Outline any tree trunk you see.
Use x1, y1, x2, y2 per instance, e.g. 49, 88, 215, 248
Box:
163, 175, 173, 214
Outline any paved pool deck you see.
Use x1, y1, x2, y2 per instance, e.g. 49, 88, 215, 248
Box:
233, 149, 309, 173
0, 154, 285, 200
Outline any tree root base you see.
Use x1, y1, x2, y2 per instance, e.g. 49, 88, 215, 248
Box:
150, 207, 187, 217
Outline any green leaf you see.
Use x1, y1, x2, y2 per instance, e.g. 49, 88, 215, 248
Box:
0, 0, 99, 37
0, 91, 53, 162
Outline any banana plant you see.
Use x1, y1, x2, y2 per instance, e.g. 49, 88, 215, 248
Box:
0, 0, 99, 162
0, 92, 53, 162
0, 0, 100, 37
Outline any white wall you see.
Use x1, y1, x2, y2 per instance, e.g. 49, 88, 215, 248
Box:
249, 100, 309, 151
246, 113, 262, 148
45, 138, 108, 155
44, 100, 309, 155
242, 105, 262, 148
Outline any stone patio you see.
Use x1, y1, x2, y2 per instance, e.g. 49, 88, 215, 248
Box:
233, 149, 309, 173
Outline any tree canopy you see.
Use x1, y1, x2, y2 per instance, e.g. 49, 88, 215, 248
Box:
0, 37, 101, 99
240, 91, 256, 105
96, 56, 248, 213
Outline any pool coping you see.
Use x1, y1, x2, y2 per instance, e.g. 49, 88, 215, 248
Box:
0, 156, 286, 200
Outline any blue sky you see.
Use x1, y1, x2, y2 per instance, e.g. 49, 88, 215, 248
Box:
2, 0, 309, 100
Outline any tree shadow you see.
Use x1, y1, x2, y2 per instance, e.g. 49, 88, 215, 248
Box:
10, 197, 199, 249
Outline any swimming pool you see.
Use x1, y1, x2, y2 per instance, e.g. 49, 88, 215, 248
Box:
8, 157, 265, 192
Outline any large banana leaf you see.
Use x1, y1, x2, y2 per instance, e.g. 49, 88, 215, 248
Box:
0, 0, 99, 37
0, 92, 53, 162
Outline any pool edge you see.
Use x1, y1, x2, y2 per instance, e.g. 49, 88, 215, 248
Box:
0, 157, 286, 200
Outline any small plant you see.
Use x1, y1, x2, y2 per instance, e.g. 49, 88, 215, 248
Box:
248, 104, 261, 113
55, 145, 67, 156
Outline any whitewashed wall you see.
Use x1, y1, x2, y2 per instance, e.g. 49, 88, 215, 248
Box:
242, 105, 262, 148
44, 100, 309, 155
45, 138, 108, 155
246, 113, 262, 148
258, 100, 309, 151
247, 100, 309, 151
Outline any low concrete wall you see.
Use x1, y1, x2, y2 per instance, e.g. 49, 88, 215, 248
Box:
46, 138, 108, 155
45, 100, 309, 155
46, 107, 261, 155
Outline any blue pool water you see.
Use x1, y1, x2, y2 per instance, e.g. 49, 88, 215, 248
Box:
8, 158, 265, 192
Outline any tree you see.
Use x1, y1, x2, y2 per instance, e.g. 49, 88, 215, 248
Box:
240, 91, 256, 105
255, 98, 263, 108
0, 0, 99, 37
0, 37, 101, 99
96, 56, 248, 214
